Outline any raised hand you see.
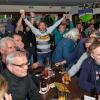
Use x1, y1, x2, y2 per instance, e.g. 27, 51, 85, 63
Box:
63, 14, 67, 19
67, 14, 72, 21
54, 14, 58, 20
20, 9, 25, 18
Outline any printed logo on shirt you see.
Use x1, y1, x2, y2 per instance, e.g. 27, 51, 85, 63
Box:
36, 35, 50, 41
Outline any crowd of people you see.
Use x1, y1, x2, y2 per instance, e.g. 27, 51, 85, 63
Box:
0, 10, 100, 99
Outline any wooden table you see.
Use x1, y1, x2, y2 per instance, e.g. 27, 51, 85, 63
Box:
41, 73, 90, 100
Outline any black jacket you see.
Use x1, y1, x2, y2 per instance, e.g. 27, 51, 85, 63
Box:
2, 69, 41, 100
0, 57, 6, 73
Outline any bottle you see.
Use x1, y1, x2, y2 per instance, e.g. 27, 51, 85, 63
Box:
40, 76, 48, 92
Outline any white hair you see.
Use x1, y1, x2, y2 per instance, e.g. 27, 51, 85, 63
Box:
63, 28, 79, 41
0, 37, 14, 49
6, 51, 26, 64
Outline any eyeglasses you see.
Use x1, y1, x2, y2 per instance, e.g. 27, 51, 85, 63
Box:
11, 62, 30, 68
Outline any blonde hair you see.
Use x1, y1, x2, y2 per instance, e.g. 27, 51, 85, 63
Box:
63, 28, 79, 41
0, 74, 8, 94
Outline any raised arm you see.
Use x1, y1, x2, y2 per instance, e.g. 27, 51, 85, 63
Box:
30, 12, 35, 25
26, 12, 35, 32
47, 14, 66, 33
20, 11, 39, 35
15, 14, 23, 33
68, 52, 88, 77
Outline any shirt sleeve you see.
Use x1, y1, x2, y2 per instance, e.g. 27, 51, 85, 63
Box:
68, 53, 88, 77
47, 17, 64, 33
24, 18, 39, 35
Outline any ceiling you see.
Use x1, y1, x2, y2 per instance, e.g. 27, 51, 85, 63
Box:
0, 0, 100, 6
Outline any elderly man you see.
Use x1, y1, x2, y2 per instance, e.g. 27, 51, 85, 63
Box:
1, 51, 41, 100
79, 41, 100, 94
0, 37, 16, 72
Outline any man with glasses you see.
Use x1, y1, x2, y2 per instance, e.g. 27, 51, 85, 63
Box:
1, 51, 41, 100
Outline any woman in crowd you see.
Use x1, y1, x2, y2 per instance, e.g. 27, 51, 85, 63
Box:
52, 28, 80, 67
0, 74, 12, 100
53, 14, 74, 46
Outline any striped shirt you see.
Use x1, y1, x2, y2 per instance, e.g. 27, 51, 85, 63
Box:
24, 17, 64, 53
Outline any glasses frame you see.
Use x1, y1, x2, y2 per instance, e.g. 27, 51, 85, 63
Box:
11, 62, 30, 68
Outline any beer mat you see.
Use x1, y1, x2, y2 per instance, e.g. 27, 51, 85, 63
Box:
39, 90, 48, 94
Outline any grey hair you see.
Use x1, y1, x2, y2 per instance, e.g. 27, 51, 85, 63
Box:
63, 28, 79, 41
6, 51, 26, 64
0, 37, 14, 49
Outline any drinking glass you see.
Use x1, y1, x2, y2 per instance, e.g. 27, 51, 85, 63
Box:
40, 76, 48, 93
43, 68, 49, 78
62, 73, 70, 85
58, 91, 66, 100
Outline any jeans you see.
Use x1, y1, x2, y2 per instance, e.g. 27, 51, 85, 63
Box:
37, 52, 51, 67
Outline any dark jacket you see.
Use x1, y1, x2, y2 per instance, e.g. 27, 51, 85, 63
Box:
0, 57, 6, 73
79, 57, 100, 93
52, 38, 76, 63
2, 69, 41, 100
66, 38, 86, 64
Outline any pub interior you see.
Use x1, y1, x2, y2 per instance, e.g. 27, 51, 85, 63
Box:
0, 0, 100, 100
